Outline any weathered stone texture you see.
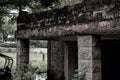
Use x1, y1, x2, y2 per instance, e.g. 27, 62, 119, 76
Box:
15, 18, 120, 39
78, 35, 100, 47
17, 0, 120, 30
78, 60, 93, 73
78, 47, 93, 60
78, 35, 101, 80
48, 41, 64, 80
85, 72, 102, 80
17, 39, 29, 66
15, 0, 120, 39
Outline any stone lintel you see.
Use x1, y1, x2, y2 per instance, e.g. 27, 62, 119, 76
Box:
15, 18, 120, 39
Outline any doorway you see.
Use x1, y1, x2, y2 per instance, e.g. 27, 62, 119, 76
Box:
102, 40, 120, 80
64, 41, 78, 80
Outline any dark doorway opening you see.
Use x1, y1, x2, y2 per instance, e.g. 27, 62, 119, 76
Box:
64, 41, 78, 80
102, 40, 120, 80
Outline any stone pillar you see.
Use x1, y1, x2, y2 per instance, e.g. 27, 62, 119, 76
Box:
16, 11, 29, 67
78, 35, 101, 80
47, 41, 51, 79
64, 41, 78, 80
17, 39, 29, 67
47, 41, 64, 80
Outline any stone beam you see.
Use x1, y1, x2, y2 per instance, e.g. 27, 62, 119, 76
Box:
15, 18, 120, 39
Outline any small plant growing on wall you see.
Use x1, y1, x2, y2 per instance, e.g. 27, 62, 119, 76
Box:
72, 70, 85, 80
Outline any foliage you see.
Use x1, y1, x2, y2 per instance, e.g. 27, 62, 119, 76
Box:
2, 16, 17, 33
0, 6, 9, 38
12, 64, 47, 80
7, 48, 12, 53
0, 42, 16, 48
30, 40, 47, 48
0, 0, 83, 41
0, 0, 59, 41
0, 6, 17, 42
0, 53, 47, 69
0, 53, 47, 80
29, 54, 47, 73
72, 70, 85, 80
0, 40, 47, 48
56, 0, 82, 8
12, 64, 36, 80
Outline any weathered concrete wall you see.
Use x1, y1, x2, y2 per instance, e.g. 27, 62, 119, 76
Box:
15, 0, 120, 39
17, 0, 120, 30
78, 35, 101, 80
15, 1, 119, 80
15, 18, 120, 39
47, 41, 64, 80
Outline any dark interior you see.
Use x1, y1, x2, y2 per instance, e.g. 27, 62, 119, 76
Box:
68, 41, 78, 80
65, 41, 78, 80
101, 40, 120, 80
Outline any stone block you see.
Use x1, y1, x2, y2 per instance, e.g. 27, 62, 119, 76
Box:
84, 72, 92, 80
78, 60, 101, 73
17, 39, 29, 66
84, 72, 101, 80
78, 60, 92, 73
78, 35, 100, 47
78, 47, 92, 60
78, 47, 101, 60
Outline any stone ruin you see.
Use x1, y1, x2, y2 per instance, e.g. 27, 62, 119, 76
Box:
15, 0, 120, 80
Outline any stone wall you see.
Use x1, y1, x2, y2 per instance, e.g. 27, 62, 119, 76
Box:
16, 0, 120, 39
78, 35, 101, 80
17, 39, 29, 66
48, 41, 64, 80
17, 0, 120, 30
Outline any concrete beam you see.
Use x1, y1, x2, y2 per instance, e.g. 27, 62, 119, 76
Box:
15, 18, 120, 39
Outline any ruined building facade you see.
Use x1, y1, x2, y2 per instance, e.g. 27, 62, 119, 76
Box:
15, 0, 120, 80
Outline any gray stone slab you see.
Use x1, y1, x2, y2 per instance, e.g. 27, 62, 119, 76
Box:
78, 35, 100, 47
